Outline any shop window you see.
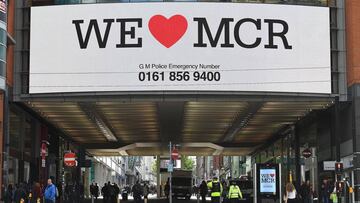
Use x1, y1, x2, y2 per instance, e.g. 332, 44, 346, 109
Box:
24, 119, 33, 159
9, 111, 21, 150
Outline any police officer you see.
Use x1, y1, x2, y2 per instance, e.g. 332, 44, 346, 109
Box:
227, 180, 243, 203
207, 177, 223, 203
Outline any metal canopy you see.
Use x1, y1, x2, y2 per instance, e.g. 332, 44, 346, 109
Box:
24, 99, 333, 156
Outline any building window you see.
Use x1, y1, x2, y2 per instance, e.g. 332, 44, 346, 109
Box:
9, 111, 21, 150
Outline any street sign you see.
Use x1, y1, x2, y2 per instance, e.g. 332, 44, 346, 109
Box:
335, 162, 343, 173
64, 152, 76, 167
41, 143, 47, 168
302, 148, 312, 158
167, 163, 174, 172
171, 148, 179, 160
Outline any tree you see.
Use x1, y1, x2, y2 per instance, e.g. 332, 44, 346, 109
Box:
181, 156, 195, 170
151, 160, 157, 174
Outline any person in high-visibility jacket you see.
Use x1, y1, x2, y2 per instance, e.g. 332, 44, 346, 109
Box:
207, 177, 223, 203
227, 180, 243, 203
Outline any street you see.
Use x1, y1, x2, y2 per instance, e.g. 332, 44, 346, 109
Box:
82, 196, 210, 203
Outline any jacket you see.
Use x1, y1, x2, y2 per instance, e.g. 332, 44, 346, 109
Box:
207, 181, 223, 197
228, 185, 243, 199
44, 184, 56, 201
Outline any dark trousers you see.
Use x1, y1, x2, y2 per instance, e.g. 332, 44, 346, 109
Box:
201, 195, 207, 203
211, 197, 221, 203
229, 199, 239, 203
45, 200, 55, 203
323, 195, 329, 203
134, 195, 142, 203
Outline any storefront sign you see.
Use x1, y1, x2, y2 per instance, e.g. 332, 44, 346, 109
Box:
30, 3, 330, 94
323, 161, 336, 171
302, 148, 312, 158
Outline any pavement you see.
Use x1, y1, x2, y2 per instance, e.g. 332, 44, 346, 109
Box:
80, 195, 211, 203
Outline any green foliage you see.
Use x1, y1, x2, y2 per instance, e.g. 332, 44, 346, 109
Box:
181, 156, 195, 170
151, 160, 157, 174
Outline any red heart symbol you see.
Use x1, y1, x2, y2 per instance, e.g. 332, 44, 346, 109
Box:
270, 174, 275, 178
148, 15, 188, 48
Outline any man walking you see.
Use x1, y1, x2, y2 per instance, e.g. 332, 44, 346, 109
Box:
44, 179, 56, 203
227, 180, 242, 203
200, 180, 208, 203
207, 177, 222, 203
132, 181, 143, 203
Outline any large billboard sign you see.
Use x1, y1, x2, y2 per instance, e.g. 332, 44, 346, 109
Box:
30, 3, 330, 94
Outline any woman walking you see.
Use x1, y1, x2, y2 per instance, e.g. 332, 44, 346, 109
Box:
284, 183, 298, 203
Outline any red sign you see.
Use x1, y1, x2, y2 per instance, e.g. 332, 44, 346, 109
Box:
171, 147, 179, 160
64, 152, 77, 167
302, 148, 312, 158
41, 143, 47, 168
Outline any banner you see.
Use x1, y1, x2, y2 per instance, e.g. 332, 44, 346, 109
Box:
30, 3, 331, 94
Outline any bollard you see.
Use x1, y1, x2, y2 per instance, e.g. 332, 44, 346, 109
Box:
118, 194, 120, 203
197, 193, 200, 203
91, 195, 94, 203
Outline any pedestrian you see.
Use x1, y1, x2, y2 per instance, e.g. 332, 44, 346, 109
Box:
222, 179, 229, 203
132, 181, 142, 203
164, 179, 170, 199
4, 184, 14, 203
102, 183, 108, 203
90, 182, 95, 199
143, 183, 149, 203
106, 182, 115, 203
330, 186, 338, 203
284, 182, 298, 203
200, 180, 208, 203
14, 183, 27, 203
321, 179, 330, 203
113, 183, 120, 203
44, 179, 56, 203
64, 184, 71, 202
31, 182, 42, 203
207, 177, 223, 203
79, 183, 85, 202
94, 183, 100, 200
227, 180, 242, 203
299, 180, 311, 203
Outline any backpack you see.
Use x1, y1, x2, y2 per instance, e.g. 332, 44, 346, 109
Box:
212, 182, 221, 193
55, 186, 59, 197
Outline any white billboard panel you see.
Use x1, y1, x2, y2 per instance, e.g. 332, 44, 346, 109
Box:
30, 3, 331, 94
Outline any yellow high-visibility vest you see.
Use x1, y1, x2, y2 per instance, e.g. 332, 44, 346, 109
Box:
207, 181, 223, 197
228, 185, 243, 199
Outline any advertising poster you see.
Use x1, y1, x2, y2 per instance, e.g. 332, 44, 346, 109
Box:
259, 168, 276, 194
